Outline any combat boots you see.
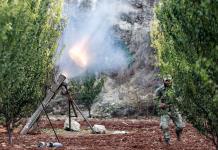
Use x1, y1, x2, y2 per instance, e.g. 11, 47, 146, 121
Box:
164, 138, 170, 145
176, 128, 182, 141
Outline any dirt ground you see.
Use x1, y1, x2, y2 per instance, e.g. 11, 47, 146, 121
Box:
0, 117, 216, 150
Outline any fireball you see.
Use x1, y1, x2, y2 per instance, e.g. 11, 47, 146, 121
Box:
69, 39, 89, 68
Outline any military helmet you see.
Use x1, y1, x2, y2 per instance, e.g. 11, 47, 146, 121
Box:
163, 74, 172, 81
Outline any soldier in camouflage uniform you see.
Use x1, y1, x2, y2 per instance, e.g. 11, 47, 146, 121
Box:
155, 75, 184, 144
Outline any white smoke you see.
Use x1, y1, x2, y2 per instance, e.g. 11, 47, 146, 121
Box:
56, 0, 134, 79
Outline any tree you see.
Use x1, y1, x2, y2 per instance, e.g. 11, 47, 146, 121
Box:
152, 0, 218, 148
0, 0, 63, 144
69, 75, 104, 118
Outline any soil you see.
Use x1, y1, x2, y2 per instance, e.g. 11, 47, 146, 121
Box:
0, 117, 216, 150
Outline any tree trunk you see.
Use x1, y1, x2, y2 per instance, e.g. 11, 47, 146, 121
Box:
212, 133, 218, 150
88, 107, 91, 118
216, 138, 218, 150
6, 122, 13, 145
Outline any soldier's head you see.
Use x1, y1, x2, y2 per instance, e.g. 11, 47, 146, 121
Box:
163, 74, 172, 87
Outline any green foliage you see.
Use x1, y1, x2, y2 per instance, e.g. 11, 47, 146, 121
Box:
0, 0, 63, 143
69, 75, 104, 117
152, 0, 218, 146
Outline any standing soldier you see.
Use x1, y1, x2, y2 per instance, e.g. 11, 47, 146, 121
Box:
155, 75, 184, 145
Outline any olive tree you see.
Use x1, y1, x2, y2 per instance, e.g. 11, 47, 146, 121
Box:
69, 75, 104, 118
0, 0, 63, 144
152, 0, 218, 148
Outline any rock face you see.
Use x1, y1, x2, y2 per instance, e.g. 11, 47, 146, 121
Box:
91, 0, 160, 117
64, 118, 80, 131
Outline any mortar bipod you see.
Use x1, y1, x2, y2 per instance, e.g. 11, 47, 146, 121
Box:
61, 83, 95, 133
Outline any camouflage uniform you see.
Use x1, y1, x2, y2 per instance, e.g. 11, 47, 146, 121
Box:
155, 84, 184, 143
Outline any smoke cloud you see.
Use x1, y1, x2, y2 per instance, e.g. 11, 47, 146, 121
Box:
56, 0, 134, 79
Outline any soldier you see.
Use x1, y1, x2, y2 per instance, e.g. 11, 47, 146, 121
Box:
155, 75, 184, 145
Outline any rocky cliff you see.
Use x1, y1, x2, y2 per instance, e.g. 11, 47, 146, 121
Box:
91, 0, 160, 117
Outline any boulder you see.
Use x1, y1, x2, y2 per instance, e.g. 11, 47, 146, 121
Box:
112, 130, 128, 134
92, 124, 106, 134
64, 118, 80, 132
